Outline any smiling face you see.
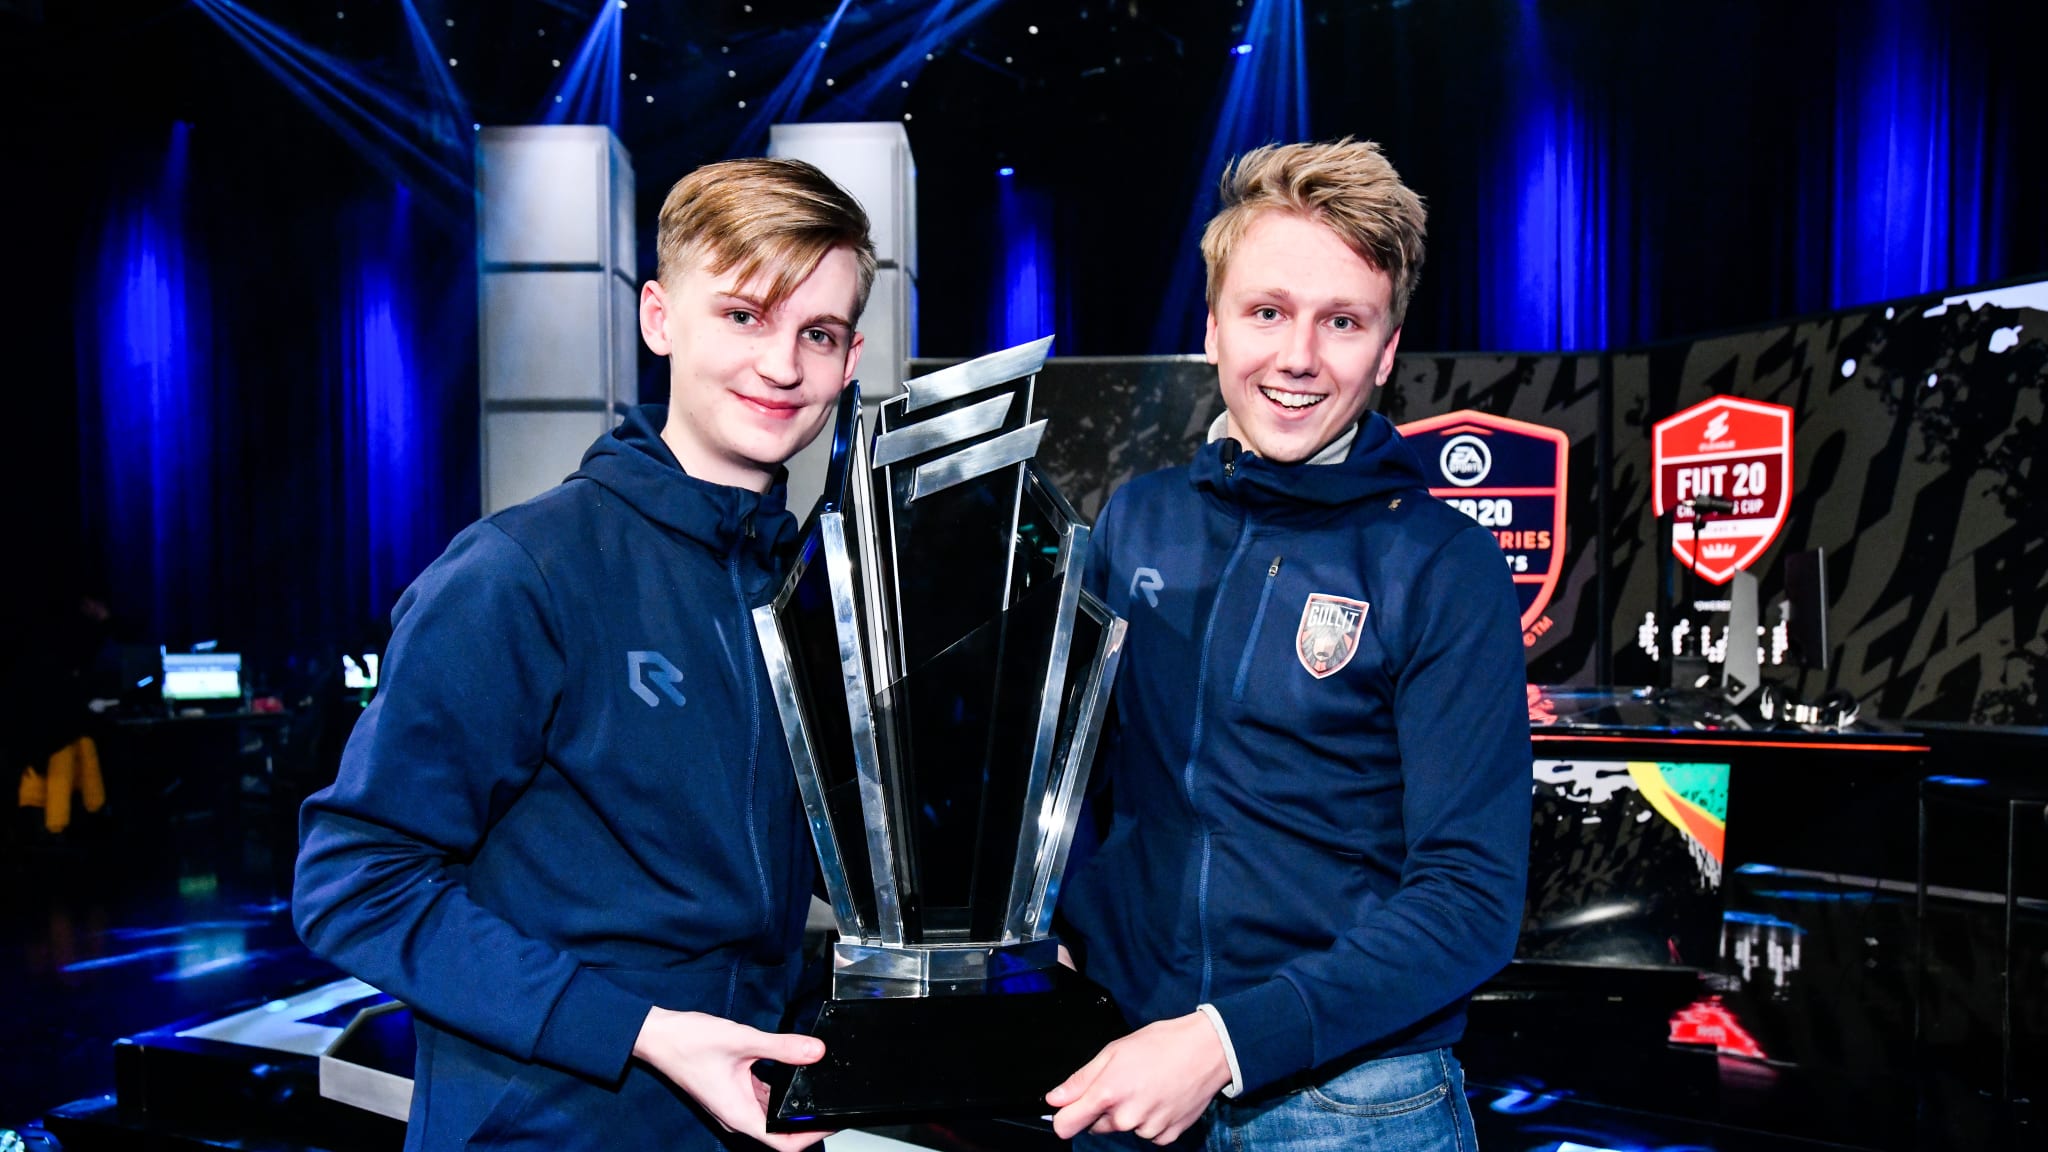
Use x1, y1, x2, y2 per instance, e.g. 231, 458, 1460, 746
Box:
639, 243, 866, 492
1205, 211, 1403, 465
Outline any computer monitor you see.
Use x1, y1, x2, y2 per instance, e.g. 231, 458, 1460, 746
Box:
342, 653, 380, 691
111, 643, 163, 705
161, 651, 243, 704
1782, 548, 1829, 671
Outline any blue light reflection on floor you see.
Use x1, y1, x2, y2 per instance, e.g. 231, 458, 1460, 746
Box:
1465, 1078, 1828, 1152
1490, 1085, 1572, 1114
1750, 888, 1876, 904
59, 945, 199, 974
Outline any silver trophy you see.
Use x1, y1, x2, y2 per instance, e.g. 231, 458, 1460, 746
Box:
751, 337, 1128, 1129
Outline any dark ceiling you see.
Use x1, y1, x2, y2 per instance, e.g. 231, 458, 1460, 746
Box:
7, 0, 2044, 358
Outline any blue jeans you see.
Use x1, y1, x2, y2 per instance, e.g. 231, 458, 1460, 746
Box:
1074, 1047, 1476, 1152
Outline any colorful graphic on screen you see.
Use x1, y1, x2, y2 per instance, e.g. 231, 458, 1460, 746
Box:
1533, 759, 1728, 889
1627, 760, 1727, 867
1395, 411, 1568, 639
1651, 396, 1794, 584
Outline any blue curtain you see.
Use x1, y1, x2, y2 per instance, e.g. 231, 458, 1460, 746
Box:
341, 189, 449, 623
1829, 0, 2007, 308
1476, 3, 1613, 352
1301, 0, 2033, 354
78, 123, 217, 644
992, 177, 1058, 351
1150, 0, 1311, 354
75, 124, 476, 678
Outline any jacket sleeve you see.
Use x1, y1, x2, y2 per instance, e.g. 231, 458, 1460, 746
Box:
293, 521, 651, 1084
1210, 522, 1533, 1091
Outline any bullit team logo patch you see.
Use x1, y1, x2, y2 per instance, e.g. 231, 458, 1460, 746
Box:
1296, 594, 1369, 679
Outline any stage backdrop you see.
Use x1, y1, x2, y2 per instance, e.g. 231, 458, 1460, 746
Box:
928, 277, 2048, 727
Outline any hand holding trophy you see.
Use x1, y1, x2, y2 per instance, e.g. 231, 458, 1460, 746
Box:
751, 336, 1129, 1130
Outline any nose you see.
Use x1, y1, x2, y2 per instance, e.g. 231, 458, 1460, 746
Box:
755, 336, 803, 388
1275, 317, 1318, 378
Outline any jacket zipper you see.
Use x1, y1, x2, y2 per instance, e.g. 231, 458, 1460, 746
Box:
730, 521, 771, 945
1231, 555, 1283, 702
1185, 519, 1254, 1003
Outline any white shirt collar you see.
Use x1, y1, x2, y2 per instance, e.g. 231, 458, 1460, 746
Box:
1205, 413, 1359, 466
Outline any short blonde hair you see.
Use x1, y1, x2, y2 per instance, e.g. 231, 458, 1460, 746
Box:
1201, 138, 1427, 329
655, 157, 878, 321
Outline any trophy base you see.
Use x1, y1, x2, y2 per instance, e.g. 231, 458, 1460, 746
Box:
763, 964, 1128, 1132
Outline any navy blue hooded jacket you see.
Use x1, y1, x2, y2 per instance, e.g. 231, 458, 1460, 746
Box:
1060, 412, 1532, 1096
294, 406, 815, 1151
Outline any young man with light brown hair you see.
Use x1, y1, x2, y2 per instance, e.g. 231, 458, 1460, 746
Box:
296, 156, 873, 1151
1049, 138, 1532, 1149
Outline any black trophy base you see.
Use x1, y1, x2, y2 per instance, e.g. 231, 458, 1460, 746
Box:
764, 964, 1128, 1132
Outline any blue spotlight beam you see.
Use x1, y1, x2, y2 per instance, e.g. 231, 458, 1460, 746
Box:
735, 0, 855, 153
541, 0, 623, 129
190, 0, 471, 212
812, 0, 1009, 120
400, 0, 469, 130
1151, 0, 1310, 353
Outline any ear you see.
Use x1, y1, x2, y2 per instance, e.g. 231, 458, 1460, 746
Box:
1375, 324, 1403, 386
640, 280, 673, 355
841, 331, 865, 388
1203, 309, 1220, 365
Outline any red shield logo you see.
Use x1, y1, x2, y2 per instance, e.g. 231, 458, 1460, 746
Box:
1297, 594, 1368, 679
1395, 410, 1570, 632
1652, 397, 1794, 585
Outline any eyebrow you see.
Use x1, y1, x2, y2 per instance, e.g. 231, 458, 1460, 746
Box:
1241, 287, 1382, 315
716, 292, 854, 331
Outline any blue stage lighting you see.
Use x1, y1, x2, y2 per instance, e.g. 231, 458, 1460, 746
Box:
734, 0, 854, 152
1829, 0, 1999, 307
1475, 1, 1609, 351
993, 176, 1056, 352
190, 0, 470, 213
542, 0, 623, 129
812, 0, 1007, 122
1152, 0, 1308, 352
86, 122, 216, 640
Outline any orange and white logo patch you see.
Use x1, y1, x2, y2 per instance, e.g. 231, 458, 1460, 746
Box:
1296, 594, 1369, 678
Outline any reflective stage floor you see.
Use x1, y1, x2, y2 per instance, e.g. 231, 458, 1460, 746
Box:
0, 809, 2014, 1151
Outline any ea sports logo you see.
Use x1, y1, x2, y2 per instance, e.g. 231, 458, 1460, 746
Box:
1440, 435, 1492, 487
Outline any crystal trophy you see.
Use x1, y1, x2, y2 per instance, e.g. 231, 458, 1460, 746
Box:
751, 336, 1129, 1130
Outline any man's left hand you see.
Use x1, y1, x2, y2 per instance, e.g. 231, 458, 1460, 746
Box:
1046, 1012, 1231, 1144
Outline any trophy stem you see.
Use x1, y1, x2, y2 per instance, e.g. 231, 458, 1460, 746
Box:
831, 939, 1060, 999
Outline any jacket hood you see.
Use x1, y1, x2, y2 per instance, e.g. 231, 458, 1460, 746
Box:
568, 405, 798, 568
1190, 411, 1432, 514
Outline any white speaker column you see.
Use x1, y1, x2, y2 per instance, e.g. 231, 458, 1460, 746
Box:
477, 126, 638, 514
767, 122, 918, 521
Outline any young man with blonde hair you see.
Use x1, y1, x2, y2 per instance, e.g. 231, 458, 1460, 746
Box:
295, 157, 873, 1151
1048, 138, 1532, 1149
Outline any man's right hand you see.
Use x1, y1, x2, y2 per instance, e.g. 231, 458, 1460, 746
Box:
632, 1007, 831, 1151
